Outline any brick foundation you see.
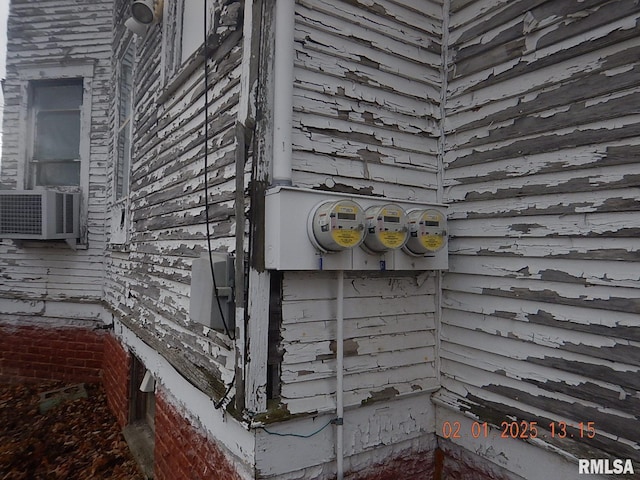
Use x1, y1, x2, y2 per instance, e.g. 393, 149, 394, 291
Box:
0, 324, 105, 383
436, 440, 520, 480
154, 391, 242, 480
350, 448, 436, 480
102, 333, 131, 428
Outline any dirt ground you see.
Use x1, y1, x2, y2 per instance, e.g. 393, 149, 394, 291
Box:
0, 381, 144, 479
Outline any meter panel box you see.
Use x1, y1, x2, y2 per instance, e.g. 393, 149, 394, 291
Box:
190, 253, 235, 331
265, 187, 448, 271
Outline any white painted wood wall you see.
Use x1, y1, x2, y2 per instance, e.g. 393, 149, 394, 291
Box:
290, 0, 443, 203
102, 0, 244, 390
0, 0, 112, 313
278, 0, 444, 417
438, 0, 640, 465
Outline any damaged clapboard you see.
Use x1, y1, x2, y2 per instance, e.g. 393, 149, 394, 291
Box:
39, 384, 88, 414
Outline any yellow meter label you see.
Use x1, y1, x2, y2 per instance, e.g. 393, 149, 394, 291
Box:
421, 234, 445, 252
332, 229, 362, 248
378, 231, 407, 249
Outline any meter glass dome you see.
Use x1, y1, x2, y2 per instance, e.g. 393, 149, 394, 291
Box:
310, 199, 365, 252
362, 204, 409, 253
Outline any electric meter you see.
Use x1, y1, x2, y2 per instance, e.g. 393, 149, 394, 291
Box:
362, 204, 409, 253
309, 199, 365, 252
403, 209, 447, 255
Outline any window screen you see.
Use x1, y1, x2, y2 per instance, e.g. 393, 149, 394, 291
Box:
31, 80, 83, 186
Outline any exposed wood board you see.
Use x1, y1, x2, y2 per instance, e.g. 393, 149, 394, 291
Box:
447, 210, 640, 239
283, 272, 437, 300
282, 331, 436, 364
439, 369, 640, 459
294, 74, 440, 122
451, 0, 638, 77
297, 0, 442, 42
448, 88, 640, 151
447, 63, 640, 132
282, 295, 436, 324
443, 272, 640, 314
295, 9, 441, 68
293, 88, 439, 138
295, 49, 440, 101
447, 237, 640, 262
446, 187, 640, 217
441, 290, 639, 340
292, 150, 440, 189
281, 362, 438, 399
291, 171, 440, 202
440, 354, 639, 419
443, 141, 640, 185
282, 348, 436, 384
440, 324, 640, 389
443, 308, 640, 369
447, 36, 640, 109
447, 255, 640, 289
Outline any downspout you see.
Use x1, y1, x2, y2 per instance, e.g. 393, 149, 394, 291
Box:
436, 0, 451, 390
336, 270, 345, 480
272, 0, 295, 185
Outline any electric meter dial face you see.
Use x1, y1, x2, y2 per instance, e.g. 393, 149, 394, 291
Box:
310, 199, 365, 252
363, 204, 409, 253
404, 209, 447, 255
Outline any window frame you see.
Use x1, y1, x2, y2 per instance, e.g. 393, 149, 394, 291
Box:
18, 64, 93, 193
159, 0, 223, 100
29, 79, 84, 188
114, 36, 136, 202
109, 31, 138, 248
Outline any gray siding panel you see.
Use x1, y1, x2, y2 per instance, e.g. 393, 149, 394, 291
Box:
291, 0, 443, 201
103, 0, 244, 390
441, 0, 640, 462
0, 0, 112, 303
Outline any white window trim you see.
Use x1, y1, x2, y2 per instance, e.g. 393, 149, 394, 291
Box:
110, 35, 137, 248
159, 0, 240, 103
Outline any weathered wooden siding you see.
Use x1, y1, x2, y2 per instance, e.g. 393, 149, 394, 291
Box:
0, 0, 112, 305
280, 272, 439, 415
103, 0, 245, 393
275, 0, 445, 418
439, 0, 640, 465
291, 0, 443, 202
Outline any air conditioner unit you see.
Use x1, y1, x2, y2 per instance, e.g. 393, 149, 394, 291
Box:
0, 190, 80, 242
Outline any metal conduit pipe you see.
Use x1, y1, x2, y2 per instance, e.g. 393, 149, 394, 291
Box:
336, 270, 345, 479
272, 0, 295, 185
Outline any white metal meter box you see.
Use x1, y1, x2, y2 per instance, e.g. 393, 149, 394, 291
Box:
189, 253, 235, 332
0, 190, 80, 241
265, 187, 448, 271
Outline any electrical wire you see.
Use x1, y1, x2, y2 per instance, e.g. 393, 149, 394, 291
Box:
257, 418, 336, 438
214, 374, 236, 410
203, 0, 235, 340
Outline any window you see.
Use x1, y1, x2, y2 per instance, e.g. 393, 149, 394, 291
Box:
115, 40, 136, 200
123, 355, 155, 478
29, 80, 83, 187
161, 0, 220, 87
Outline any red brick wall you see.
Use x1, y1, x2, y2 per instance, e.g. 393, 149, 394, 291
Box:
349, 448, 436, 480
436, 441, 518, 480
0, 324, 104, 383
154, 391, 242, 480
102, 333, 131, 428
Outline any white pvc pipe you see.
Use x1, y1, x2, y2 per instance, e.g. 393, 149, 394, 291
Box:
272, 0, 295, 185
336, 270, 344, 479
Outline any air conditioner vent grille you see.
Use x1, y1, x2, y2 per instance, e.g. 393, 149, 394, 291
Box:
0, 194, 43, 235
